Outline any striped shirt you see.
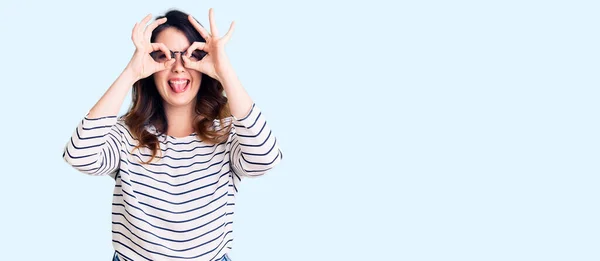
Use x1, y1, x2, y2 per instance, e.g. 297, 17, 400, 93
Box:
62, 103, 283, 261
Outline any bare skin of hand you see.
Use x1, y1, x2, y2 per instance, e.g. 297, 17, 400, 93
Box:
182, 8, 236, 82
126, 14, 176, 81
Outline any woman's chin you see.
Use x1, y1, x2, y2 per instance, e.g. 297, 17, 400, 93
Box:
166, 96, 195, 107
162, 89, 198, 107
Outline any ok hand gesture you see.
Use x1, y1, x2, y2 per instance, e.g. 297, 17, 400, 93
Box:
182, 8, 235, 82
126, 14, 176, 81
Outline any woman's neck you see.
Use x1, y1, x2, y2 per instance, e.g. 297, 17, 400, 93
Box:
164, 103, 197, 138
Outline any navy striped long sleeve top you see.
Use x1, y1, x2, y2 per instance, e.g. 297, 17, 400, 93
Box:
62, 103, 283, 261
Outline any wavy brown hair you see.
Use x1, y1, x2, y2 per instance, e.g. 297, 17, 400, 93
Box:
123, 9, 232, 164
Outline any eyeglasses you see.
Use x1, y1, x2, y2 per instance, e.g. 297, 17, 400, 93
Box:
149, 50, 207, 63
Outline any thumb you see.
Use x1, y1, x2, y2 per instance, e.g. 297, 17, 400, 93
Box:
159, 59, 176, 71
182, 55, 200, 70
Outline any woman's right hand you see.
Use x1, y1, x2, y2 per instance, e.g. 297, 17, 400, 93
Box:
126, 14, 176, 81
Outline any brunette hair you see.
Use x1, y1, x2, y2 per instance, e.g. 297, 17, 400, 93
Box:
123, 9, 231, 164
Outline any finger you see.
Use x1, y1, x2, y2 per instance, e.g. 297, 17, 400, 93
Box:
132, 22, 140, 46
188, 15, 210, 41
140, 14, 152, 26
209, 8, 219, 37
151, 43, 172, 60
186, 42, 206, 56
159, 58, 177, 71
132, 22, 139, 36
222, 21, 235, 43
144, 17, 167, 41
138, 14, 152, 34
181, 55, 200, 70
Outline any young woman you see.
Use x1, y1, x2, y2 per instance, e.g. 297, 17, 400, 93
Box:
62, 8, 283, 261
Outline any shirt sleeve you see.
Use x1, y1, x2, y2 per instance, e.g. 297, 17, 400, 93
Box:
229, 103, 283, 179
62, 114, 123, 177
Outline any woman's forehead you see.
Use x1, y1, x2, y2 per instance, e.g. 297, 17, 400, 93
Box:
155, 27, 191, 51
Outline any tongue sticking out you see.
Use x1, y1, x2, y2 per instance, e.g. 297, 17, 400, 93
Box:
169, 80, 189, 93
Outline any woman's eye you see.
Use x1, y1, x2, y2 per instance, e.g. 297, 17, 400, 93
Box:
190, 51, 205, 61
150, 52, 168, 62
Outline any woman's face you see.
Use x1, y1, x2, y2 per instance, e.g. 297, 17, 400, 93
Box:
152, 27, 202, 109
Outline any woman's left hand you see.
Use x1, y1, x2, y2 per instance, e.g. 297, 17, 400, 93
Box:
183, 8, 235, 82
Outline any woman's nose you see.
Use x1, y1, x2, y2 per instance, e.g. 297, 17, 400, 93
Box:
171, 52, 186, 72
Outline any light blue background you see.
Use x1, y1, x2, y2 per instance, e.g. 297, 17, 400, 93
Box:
0, 0, 598, 260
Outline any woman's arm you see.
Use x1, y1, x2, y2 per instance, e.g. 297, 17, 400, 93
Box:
184, 9, 283, 177
63, 14, 175, 176
62, 65, 138, 176
229, 103, 283, 177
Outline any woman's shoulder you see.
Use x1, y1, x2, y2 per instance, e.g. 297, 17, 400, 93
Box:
211, 116, 235, 132
111, 116, 155, 138
114, 116, 133, 131
111, 116, 237, 139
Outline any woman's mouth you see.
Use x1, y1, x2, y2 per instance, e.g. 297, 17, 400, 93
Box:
168, 79, 190, 93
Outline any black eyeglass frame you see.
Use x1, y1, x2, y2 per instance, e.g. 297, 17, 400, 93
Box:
149, 49, 207, 61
